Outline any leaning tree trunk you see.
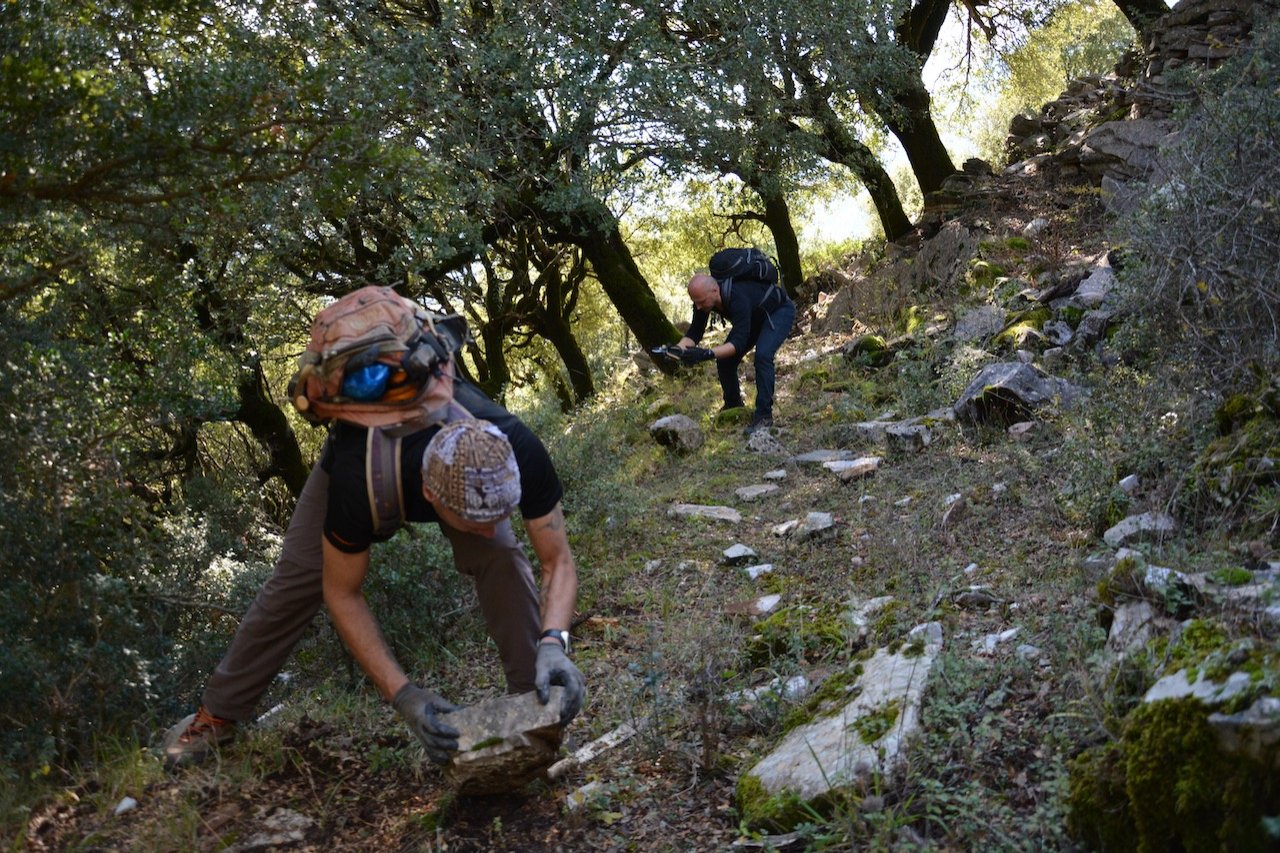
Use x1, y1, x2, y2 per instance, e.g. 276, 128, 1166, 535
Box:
535, 309, 595, 404
753, 187, 804, 296
561, 203, 682, 350
236, 361, 311, 497
807, 102, 914, 240
872, 76, 957, 196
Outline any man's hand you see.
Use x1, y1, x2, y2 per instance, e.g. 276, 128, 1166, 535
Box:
393, 683, 460, 764
676, 346, 715, 365
535, 642, 585, 725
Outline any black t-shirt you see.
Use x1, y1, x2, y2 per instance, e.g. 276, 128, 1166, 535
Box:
320, 379, 564, 553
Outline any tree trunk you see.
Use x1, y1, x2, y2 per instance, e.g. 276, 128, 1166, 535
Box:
561, 204, 681, 350
874, 75, 957, 196
804, 105, 914, 240
1110, 0, 1169, 41
754, 188, 803, 296
235, 361, 311, 497
536, 310, 595, 404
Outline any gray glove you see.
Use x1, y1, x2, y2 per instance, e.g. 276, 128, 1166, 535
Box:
535, 642, 586, 725
677, 346, 715, 365
392, 683, 460, 764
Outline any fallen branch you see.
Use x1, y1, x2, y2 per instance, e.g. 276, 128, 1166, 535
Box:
547, 715, 650, 781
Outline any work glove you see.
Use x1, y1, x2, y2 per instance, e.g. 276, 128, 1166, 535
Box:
676, 346, 715, 365
535, 642, 586, 725
392, 683, 460, 764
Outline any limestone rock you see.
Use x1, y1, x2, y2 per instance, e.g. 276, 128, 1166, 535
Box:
226, 809, 316, 853
953, 362, 1082, 425
1143, 669, 1253, 707
885, 423, 931, 453
739, 623, 944, 822
1209, 697, 1280, 769
1103, 512, 1178, 547
951, 305, 1007, 342
669, 503, 742, 523
442, 688, 565, 795
822, 456, 882, 481
722, 543, 758, 565
649, 414, 704, 453
736, 483, 780, 502
746, 429, 789, 456
792, 449, 858, 465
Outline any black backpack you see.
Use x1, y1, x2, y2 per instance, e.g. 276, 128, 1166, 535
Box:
708, 247, 787, 310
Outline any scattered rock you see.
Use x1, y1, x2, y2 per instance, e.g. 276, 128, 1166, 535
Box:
722, 543, 757, 565
885, 423, 931, 453
763, 469, 787, 480
669, 503, 742, 523
736, 483, 780, 502
1102, 512, 1179, 547
1143, 669, 1254, 707
226, 809, 316, 853
744, 563, 774, 580
792, 449, 859, 465
954, 586, 1001, 611
972, 627, 1022, 656
1209, 697, 1280, 769
738, 623, 944, 827
822, 456, 881, 481
649, 414, 704, 453
746, 429, 789, 456
953, 362, 1082, 425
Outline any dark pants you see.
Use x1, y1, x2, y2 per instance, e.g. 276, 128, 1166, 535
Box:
201, 462, 540, 721
717, 299, 796, 420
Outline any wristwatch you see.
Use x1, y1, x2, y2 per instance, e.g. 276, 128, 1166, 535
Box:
540, 628, 570, 654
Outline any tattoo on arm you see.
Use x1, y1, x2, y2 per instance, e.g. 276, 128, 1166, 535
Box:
535, 511, 564, 533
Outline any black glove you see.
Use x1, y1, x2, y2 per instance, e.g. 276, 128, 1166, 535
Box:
677, 346, 715, 365
392, 683, 460, 764
535, 642, 586, 725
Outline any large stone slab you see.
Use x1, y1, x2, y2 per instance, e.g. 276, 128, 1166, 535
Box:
739, 623, 943, 824
442, 688, 565, 795
668, 503, 742, 523
953, 362, 1081, 425
649, 414, 704, 453
1103, 512, 1179, 547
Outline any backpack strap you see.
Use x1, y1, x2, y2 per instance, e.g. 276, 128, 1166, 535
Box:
364, 400, 476, 537
366, 428, 405, 537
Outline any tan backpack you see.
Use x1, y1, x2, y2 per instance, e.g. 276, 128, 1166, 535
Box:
287, 285, 468, 429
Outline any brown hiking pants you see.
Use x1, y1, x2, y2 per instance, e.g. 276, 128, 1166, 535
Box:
201, 461, 541, 721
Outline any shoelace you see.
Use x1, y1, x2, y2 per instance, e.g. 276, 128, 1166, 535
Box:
182, 707, 232, 741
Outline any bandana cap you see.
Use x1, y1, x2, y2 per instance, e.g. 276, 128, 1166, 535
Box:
422, 419, 521, 522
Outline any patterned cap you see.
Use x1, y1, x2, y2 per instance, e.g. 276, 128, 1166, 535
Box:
422, 419, 521, 522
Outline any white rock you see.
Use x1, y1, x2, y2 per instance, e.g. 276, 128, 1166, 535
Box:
744, 563, 774, 580
763, 469, 787, 480
668, 503, 742, 523
113, 797, 138, 816
736, 483, 780, 502
1143, 669, 1253, 706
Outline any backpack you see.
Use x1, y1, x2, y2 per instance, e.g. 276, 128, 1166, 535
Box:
708, 247, 787, 312
287, 285, 468, 429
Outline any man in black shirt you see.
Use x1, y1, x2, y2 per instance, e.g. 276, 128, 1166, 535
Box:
162, 374, 585, 768
675, 272, 796, 433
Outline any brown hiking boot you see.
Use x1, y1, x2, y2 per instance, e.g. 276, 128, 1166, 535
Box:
162, 706, 237, 768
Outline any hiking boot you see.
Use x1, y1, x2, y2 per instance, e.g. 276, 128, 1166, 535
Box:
162, 706, 237, 768
744, 415, 774, 435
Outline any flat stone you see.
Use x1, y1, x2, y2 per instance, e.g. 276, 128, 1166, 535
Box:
1143, 669, 1253, 707
1103, 512, 1178, 547
226, 809, 316, 853
744, 563, 774, 580
772, 519, 801, 537
739, 623, 944, 815
844, 595, 896, 641
823, 456, 882, 481
669, 503, 742, 523
722, 543, 757, 565
442, 688, 565, 795
727, 593, 782, 619
1107, 601, 1160, 658
736, 483, 780, 502
762, 469, 787, 480
971, 627, 1021, 656
792, 449, 858, 464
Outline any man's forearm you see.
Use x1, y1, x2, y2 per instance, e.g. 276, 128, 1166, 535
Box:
322, 540, 408, 700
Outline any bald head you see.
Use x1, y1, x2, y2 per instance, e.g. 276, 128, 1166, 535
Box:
687, 274, 720, 311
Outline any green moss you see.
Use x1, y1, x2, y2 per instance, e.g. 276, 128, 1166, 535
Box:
1215, 393, 1261, 436
844, 334, 893, 369
714, 407, 751, 427
470, 736, 504, 751
850, 699, 900, 744
993, 321, 1043, 352
1096, 554, 1145, 606
902, 304, 926, 334
968, 260, 1005, 288
1059, 305, 1085, 328
735, 772, 811, 831
796, 365, 833, 389
1208, 566, 1254, 586
1067, 699, 1278, 851
744, 607, 848, 669
779, 665, 862, 732
1005, 236, 1031, 252
1168, 619, 1229, 671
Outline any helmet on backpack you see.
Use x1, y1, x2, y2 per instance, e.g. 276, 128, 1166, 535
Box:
287, 285, 469, 429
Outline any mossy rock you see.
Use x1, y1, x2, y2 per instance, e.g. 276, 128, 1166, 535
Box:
844, 334, 893, 369
744, 607, 848, 669
714, 407, 751, 427
968, 260, 1005, 289
1096, 554, 1146, 607
1214, 393, 1261, 437
735, 773, 819, 831
902, 304, 926, 334
1067, 698, 1278, 851
779, 664, 863, 732
1187, 412, 1280, 512
1059, 305, 1086, 328
1208, 566, 1254, 586
1005, 236, 1031, 253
